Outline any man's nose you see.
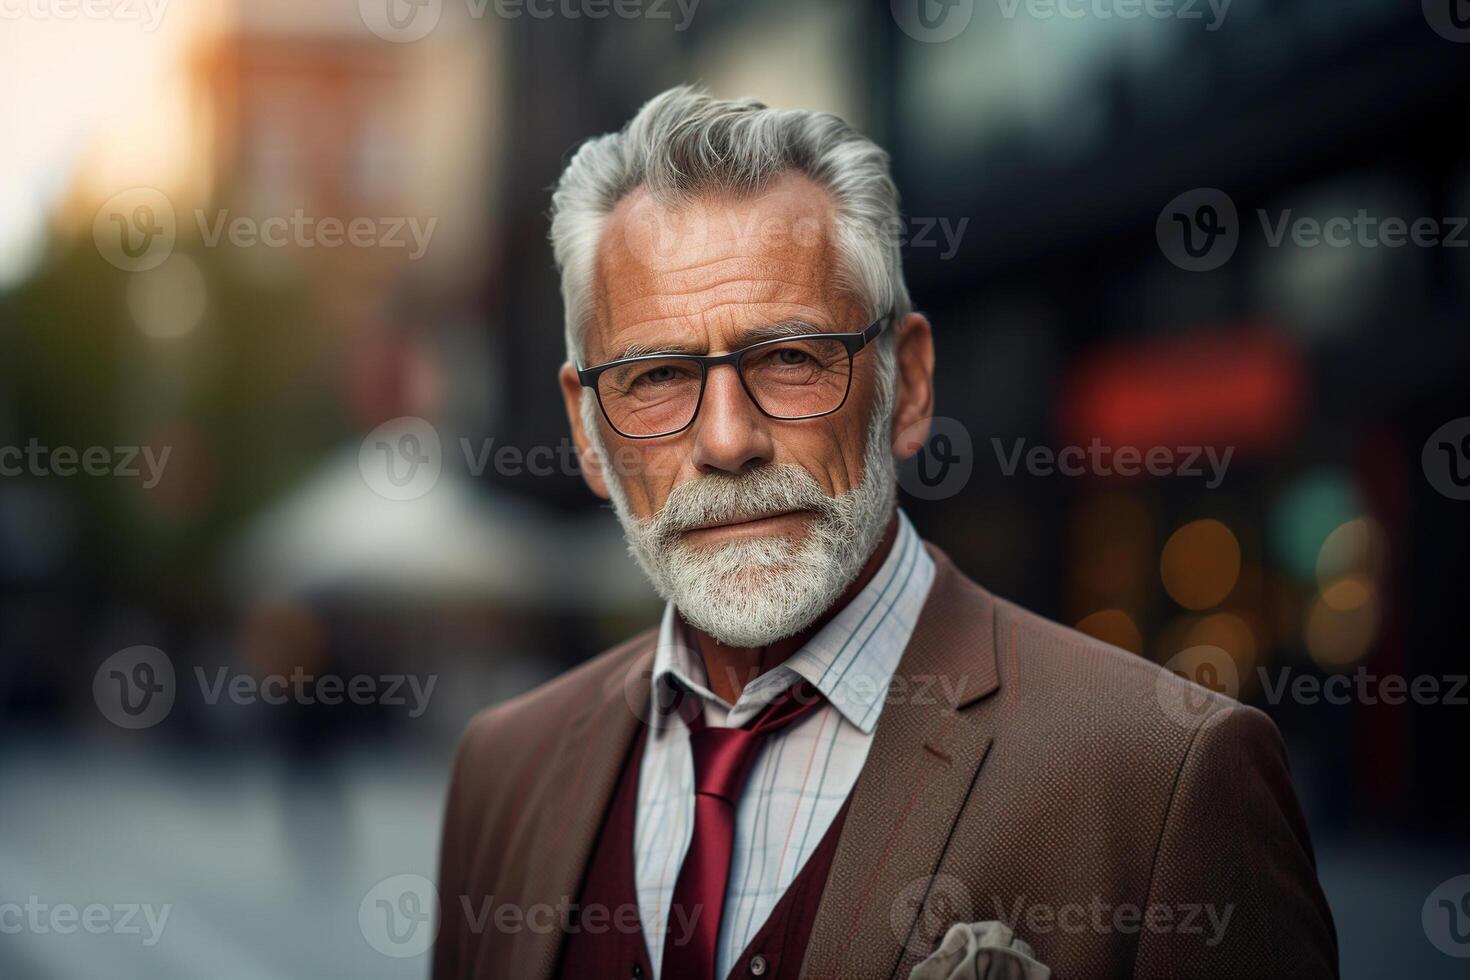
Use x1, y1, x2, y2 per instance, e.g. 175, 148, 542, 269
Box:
689, 364, 776, 474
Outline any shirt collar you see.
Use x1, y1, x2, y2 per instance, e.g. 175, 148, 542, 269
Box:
650, 510, 936, 733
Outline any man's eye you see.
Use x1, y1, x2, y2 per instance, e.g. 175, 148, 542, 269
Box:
774, 348, 811, 366
637, 366, 678, 384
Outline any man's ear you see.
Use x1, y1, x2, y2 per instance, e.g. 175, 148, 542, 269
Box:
559, 361, 611, 500
889, 312, 935, 459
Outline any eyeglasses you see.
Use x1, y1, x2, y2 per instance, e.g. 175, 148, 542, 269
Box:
577, 316, 889, 439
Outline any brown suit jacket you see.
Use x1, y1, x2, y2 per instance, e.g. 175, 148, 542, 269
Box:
433, 544, 1338, 979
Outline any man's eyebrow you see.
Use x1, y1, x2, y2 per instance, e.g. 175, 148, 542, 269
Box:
734, 319, 828, 345
613, 340, 693, 359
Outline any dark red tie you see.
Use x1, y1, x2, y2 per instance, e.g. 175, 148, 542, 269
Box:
660, 680, 825, 980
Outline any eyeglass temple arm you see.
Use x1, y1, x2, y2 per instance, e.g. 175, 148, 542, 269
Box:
858, 313, 891, 347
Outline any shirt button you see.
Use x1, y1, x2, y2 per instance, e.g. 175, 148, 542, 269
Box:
750, 953, 769, 975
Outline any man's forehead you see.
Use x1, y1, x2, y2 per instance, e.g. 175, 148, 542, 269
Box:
589, 174, 846, 358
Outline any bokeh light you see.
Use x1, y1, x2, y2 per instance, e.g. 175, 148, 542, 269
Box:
1305, 578, 1381, 668
1160, 518, 1241, 611
126, 253, 208, 340
1316, 516, 1387, 591
1183, 611, 1259, 666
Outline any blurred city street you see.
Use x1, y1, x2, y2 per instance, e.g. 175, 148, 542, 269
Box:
0, 734, 450, 980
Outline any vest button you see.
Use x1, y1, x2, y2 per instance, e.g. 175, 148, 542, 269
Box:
631, 965, 643, 979
750, 953, 769, 976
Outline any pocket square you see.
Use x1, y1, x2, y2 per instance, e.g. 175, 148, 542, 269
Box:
909, 920, 1051, 980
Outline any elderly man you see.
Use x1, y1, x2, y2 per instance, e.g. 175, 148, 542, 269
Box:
432, 88, 1337, 980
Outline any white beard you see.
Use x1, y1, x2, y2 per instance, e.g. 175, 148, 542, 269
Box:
588, 396, 897, 648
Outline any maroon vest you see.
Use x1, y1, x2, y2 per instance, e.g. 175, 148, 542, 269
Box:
557, 723, 850, 980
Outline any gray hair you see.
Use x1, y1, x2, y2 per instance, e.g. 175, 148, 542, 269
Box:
548, 86, 911, 369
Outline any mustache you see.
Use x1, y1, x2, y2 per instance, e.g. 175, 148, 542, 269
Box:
640, 465, 841, 540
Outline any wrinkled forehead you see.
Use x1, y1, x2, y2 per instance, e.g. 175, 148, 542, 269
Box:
586, 173, 858, 363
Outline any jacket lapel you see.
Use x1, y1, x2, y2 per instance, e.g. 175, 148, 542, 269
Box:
801, 545, 1001, 980
502, 636, 657, 979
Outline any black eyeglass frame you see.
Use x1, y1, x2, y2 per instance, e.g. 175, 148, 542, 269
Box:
576, 315, 891, 439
